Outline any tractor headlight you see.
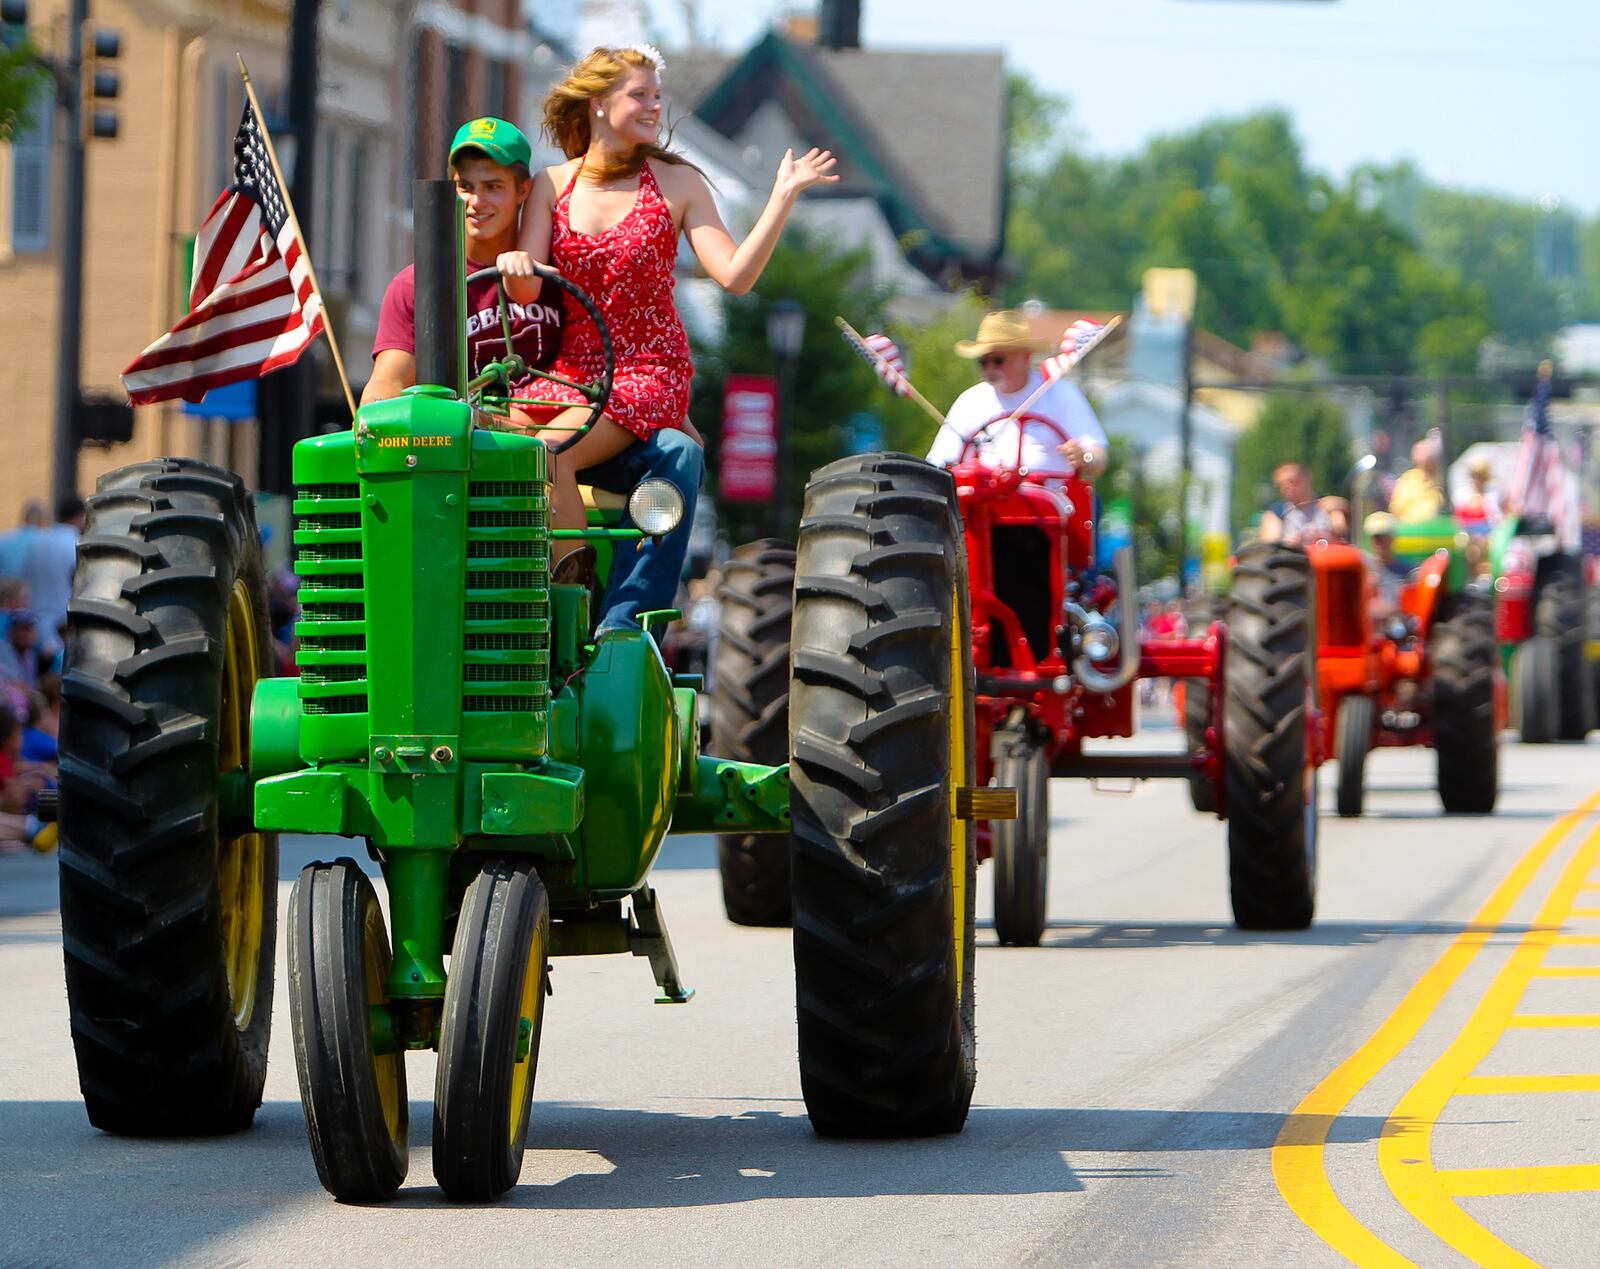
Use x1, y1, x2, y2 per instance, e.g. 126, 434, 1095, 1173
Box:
1080, 618, 1120, 664
628, 478, 685, 536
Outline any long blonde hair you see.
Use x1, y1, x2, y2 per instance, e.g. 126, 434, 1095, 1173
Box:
541, 46, 703, 183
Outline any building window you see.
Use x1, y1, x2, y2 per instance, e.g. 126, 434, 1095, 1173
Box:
10, 84, 52, 252
346, 138, 366, 296
485, 59, 506, 119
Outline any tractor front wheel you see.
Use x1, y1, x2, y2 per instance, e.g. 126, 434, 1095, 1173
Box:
1334, 694, 1373, 818
991, 727, 1049, 947
1223, 543, 1317, 930
789, 453, 976, 1137
1433, 594, 1499, 813
433, 861, 550, 1202
58, 458, 277, 1135
287, 860, 409, 1203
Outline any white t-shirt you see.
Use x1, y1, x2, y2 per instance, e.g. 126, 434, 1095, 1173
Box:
926, 372, 1108, 479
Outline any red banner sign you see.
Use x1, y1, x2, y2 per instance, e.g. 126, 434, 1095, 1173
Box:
720, 375, 778, 503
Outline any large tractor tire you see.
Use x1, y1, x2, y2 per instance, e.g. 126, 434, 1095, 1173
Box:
1535, 553, 1591, 740
789, 453, 977, 1137
58, 458, 278, 1134
287, 859, 409, 1202
1334, 694, 1374, 818
1223, 542, 1317, 930
434, 861, 551, 1202
991, 726, 1049, 948
711, 539, 795, 927
1432, 593, 1499, 813
1513, 637, 1559, 744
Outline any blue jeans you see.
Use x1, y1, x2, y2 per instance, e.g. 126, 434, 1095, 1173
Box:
575, 428, 705, 634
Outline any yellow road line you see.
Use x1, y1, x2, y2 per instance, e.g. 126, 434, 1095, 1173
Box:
1436, 1165, 1600, 1197
1456, 1073, 1600, 1094
1567, 907, 1600, 917
1548, 934, 1600, 945
1271, 791, 1600, 1267
1504, 1014, 1600, 1028
1377, 823, 1600, 1267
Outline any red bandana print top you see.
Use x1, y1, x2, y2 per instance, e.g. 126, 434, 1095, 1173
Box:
542, 160, 694, 440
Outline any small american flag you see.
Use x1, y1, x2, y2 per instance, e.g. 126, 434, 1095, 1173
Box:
121, 100, 324, 405
840, 325, 912, 399
1511, 370, 1576, 544
1039, 318, 1108, 382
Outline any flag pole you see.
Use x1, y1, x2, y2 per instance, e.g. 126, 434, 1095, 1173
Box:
237, 56, 358, 421
834, 317, 947, 427
1000, 313, 1123, 426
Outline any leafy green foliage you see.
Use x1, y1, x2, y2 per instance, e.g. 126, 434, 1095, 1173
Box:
1102, 436, 1183, 583
1229, 393, 1352, 535
0, 39, 47, 142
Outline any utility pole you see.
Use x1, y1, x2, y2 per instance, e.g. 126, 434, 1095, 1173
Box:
49, 0, 88, 507
257, 0, 320, 493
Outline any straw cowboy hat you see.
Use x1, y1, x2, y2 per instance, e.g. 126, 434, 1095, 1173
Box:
955, 310, 1045, 358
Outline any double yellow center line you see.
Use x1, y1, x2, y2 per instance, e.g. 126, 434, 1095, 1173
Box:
1272, 790, 1600, 1267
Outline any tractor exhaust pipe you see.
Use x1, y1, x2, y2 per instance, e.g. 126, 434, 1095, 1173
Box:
414, 179, 466, 398
1069, 546, 1141, 693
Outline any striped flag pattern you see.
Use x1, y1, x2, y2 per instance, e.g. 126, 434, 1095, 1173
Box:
1039, 318, 1108, 382
121, 100, 324, 405
839, 325, 913, 398
1510, 371, 1576, 545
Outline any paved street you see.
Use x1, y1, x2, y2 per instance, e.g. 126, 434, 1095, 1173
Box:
5, 734, 1599, 1267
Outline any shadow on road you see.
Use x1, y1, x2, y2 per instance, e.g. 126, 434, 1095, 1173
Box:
0, 1097, 1401, 1230
1004, 919, 1548, 949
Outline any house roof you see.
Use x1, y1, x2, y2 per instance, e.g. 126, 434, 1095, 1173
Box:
670, 33, 1008, 276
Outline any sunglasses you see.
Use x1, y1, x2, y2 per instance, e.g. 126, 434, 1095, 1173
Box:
979, 353, 1012, 368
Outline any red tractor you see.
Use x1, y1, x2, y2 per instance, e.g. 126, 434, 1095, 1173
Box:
712, 418, 1322, 945
1306, 540, 1500, 818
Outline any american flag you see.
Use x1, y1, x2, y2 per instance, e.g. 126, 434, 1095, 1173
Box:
840, 325, 913, 398
121, 100, 324, 405
1039, 318, 1109, 381
1510, 369, 1576, 545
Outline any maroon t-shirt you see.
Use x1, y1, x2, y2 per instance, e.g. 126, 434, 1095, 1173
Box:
372, 260, 563, 386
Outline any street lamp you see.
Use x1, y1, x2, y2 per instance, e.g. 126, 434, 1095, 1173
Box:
765, 296, 806, 537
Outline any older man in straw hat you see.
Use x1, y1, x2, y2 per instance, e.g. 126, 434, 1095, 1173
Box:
925, 310, 1108, 484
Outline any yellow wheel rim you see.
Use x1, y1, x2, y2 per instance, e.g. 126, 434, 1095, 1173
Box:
507, 920, 546, 1146
948, 586, 968, 997
218, 578, 266, 1031
364, 900, 404, 1141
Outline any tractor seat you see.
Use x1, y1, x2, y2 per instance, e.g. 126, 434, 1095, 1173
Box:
579, 485, 628, 512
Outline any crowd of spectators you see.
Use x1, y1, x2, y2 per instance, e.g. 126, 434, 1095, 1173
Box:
0, 495, 81, 854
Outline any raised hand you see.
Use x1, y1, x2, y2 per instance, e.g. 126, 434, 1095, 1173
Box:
776, 147, 840, 199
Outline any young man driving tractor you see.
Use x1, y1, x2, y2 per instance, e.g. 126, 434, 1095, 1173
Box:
364, 115, 705, 632
925, 310, 1109, 483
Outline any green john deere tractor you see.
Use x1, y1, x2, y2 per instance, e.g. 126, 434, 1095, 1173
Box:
53, 184, 1005, 1203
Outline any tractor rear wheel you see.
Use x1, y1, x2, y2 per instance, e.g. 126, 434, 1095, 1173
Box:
433, 861, 550, 1202
711, 539, 795, 927
1535, 554, 1591, 740
789, 453, 976, 1137
1224, 543, 1317, 930
287, 859, 409, 1202
58, 458, 277, 1135
991, 728, 1049, 948
1432, 593, 1499, 813
1513, 637, 1559, 743
1334, 694, 1373, 818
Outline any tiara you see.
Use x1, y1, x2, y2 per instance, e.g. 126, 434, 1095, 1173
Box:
624, 42, 666, 73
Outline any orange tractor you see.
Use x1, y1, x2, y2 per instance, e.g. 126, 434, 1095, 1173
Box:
1305, 528, 1500, 818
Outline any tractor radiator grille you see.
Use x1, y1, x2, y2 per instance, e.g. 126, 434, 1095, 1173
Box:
464, 476, 550, 716
294, 482, 369, 717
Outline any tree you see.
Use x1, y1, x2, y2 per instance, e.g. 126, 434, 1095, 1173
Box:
687, 227, 888, 545
1230, 392, 1352, 536
0, 29, 47, 142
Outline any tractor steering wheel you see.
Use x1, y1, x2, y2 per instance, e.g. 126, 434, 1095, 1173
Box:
950, 411, 1079, 477
464, 264, 615, 438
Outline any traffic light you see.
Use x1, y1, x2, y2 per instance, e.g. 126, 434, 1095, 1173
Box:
83, 24, 119, 139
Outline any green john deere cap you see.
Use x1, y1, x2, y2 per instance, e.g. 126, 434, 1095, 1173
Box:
448, 117, 532, 169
